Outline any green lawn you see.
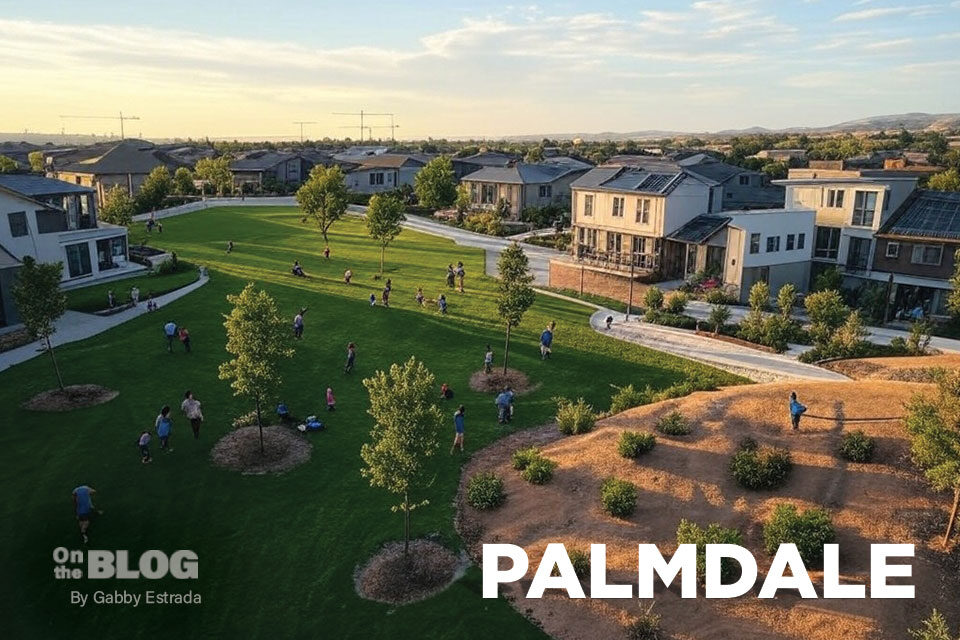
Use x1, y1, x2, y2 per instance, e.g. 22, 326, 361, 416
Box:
65, 262, 199, 313
0, 207, 745, 639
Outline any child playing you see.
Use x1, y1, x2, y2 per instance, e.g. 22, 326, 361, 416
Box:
155, 406, 173, 451
415, 287, 425, 306
369, 293, 377, 306
438, 294, 447, 314
326, 387, 336, 411
344, 342, 356, 373
484, 345, 494, 374
138, 431, 151, 463
789, 392, 807, 431
344, 269, 353, 284
179, 327, 191, 353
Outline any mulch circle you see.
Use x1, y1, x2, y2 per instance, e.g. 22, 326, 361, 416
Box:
210, 425, 312, 475
22, 384, 119, 411
468, 368, 536, 394
354, 539, 466, 605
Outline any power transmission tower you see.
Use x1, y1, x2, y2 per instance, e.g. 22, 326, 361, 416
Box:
332, 110, 393, 143
58, 111, 141, 139
292, 121, 318, 143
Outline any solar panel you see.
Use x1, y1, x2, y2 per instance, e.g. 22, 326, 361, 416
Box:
889, 192, 960, 240
637, 174, 672, 192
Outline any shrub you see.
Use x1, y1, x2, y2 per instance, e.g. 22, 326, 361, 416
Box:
600, 477, 637, 518
708, 304, 731, 334
665, 292, 688, 314
748, 281, 770, 313
838, 430, 875, 462
511, 446, 541, 471
776, 283, 797, 317
643, 286, 664, 311
729, 442, 792, 490
655, 410, 691, 436
569, 548, 590, 579
625, 607, 663, 640
232, 411, 258, 428
521, 456, 557, 485
556, 397, 596, 435
463, 211, 504, 236
618, 431, 656, 458
908, 320, 933, 356
155, 255, 181, 275
705, 288, 734, 305
609, 383, 653, 414
908, 609, 955, 640
676, 519, 743, 582
813, 267, 843, 292
466, 472, 506, 510
763, 504, 835, 566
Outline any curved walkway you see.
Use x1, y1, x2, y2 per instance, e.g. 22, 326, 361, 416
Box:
0, 274, 209, 372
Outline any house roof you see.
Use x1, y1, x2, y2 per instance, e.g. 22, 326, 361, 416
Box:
0, 173, 94, 197
230, 150, 298, 171
572, 165, 691, 195
878, 189, 960, 241
667, 215, 731, 244
457, 152, 520, 167
0, 244, 22, 270
353, 154, 427, 170
55, 139, 188, 175
462, 159, 589, 185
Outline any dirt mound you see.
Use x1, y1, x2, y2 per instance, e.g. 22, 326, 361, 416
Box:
354, 539, 465, 604
822, 353, 960, 382
22, 384, 118, 411
211, 426, 311, 475
458, 380, 958, 640
469, 368, 535, 394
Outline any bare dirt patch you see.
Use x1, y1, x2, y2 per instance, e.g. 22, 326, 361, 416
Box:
469, 368, 536, 394
354, 539, 466, 605
822, 353, 960, 382
458, 380, 958, 640
210, 425, 311, 475
22, 384, 118, 411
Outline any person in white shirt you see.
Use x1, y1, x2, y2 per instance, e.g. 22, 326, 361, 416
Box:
181, 390, 204, 439
131, 286, 140, 304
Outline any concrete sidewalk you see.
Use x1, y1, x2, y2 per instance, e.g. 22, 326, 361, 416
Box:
0, 274, 209, 372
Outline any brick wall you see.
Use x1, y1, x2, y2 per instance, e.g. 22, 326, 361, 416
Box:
549, 260, 654, 305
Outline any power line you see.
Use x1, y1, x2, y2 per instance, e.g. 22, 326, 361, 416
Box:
332, 110, 393, 143
292, 121, 318, 144
58, 111, 141, 139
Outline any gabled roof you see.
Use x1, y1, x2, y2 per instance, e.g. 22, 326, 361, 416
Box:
352, 154, 427, 170
457, 151, 520, 167
0, 173, 94, 197
572, 165, 691, 195
667, 215, 731, 244
461, 160, 589, 185
878, 189, 960, 241
230, 150, 298, 172
55, 139, 188, 175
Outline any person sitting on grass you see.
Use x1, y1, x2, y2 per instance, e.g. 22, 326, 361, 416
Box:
440, 383, 453, 400
138, 431, 152, 464
292, 260, 306, 277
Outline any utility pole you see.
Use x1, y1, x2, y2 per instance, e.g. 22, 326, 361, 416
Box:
292, 121, 317, 144
370, 124, 399, 142
332, 110, 393, 143
59, 112, 141, 139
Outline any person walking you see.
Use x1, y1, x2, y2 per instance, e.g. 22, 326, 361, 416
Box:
344, 269, 353, 284
326, 387, 336, 412
415, 287, 425, 306
164, 321, 178, 353
445, 264, 455, 288
130, 286, 140, 305
181, 391, 203, 439
344, 342, 356, 373
108, 290, 116, 309
226, 240, 234, 254
138, 431, 152, 463
72, 485, 99, 544
539, 325, 554, 360
438, 294, 447, 314
450, 405, 466, 454
789, 392, 807, 431
381, 285, 390, 307
456, 262, 465, 293
323, 246, 330, 260
484, 345, 494, 374
178, 327, 191, 353
156, 405, 173, 451
293, 311, 305, 339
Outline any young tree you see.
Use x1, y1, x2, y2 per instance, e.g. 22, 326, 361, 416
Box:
905, 368, 960, 547
136, 166, 173, 212
454, 183, 471, 223
0, 155, 19, 172
28, 151, 45, 173
12, 257, 67, 389
360, 357, 445, 555
172, 167, 196, 195
776, 283, 797, 318
709, 304, 731, 335
496, 243, 536, 373
366, 193, 406, 275
908, 609, 955, 640
218, 284, 294, 454
99, 185, 137, 226
804, 289, 850, 346
194, 156, 233, 195
295, 165, 348, 246
927, 168, 960, 192
413, 156, 457, 209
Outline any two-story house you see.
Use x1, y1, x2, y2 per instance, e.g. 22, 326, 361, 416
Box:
871, 190, 960, 319
342, 154, 429, 194
459, 157, 592, 219
230, 151, 337, 191
0, 175, 135, 326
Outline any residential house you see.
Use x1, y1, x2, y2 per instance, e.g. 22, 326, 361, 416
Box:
229, 150, 335, 191
49, 139, 189, 204
0, 175, 135, 326
792, 155, 944, 180
342, 154, 429, 194
459, 157, 592, 219
451, 151, 520, 180
871, 189, 960, 319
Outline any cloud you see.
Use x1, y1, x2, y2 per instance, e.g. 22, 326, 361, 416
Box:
834, 5, 939, 21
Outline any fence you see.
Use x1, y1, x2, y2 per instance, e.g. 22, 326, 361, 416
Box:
132, 196, 298, 222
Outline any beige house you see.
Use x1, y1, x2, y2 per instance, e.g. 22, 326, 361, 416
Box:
460, 157, 592, 219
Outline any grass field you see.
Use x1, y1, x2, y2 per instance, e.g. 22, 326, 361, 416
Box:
0, 206, 745, 640
64, 262, 199, 313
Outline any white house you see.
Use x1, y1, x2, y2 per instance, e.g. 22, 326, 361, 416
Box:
0, 174, 135, 327
342, 154, 429, 194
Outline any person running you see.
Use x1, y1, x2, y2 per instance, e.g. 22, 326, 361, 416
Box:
495, 389, 511, 424
415, 287, 425, 306
181, 391, 203, 439
344, 269, 352, 284
72, 485, 99, 544
438, 294, 447, 314
445, 264, 455, 288
450, 405, 466, 454
326, 387, 336, 411
484, 345, 494, 374
344, 342, 356, 373
539, 325, 554, 360
323, 246, 330, 260
456, 262, 465, 293
164, 321, 178, 352
138, 431, 152, 463
789, 392, 807, 431
178, 327, 191, 353
293, 311, 304, 339
156, 406, 173, 451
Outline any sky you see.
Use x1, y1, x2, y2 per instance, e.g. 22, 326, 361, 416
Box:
1, 0, 959, 140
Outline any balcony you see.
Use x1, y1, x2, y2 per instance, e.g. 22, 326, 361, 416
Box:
572, 247, 660, 273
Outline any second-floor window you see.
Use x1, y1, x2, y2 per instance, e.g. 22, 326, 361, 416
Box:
738, 175, 750, 186
749, 233, 760, 254
885, 242, 900, 259
911, 244, 943, 266
612, 197, 625, 217
852, 191, 877, 227
797, 233, 805, 250
636, 198, 650, 224
786, 234, 795, 251
583, 194, 594, 217
814, 226, 841, 260
7, 211, 27, 237
766, 236, 780, 252
538, 185, 552, 198
826, 189, 844, 208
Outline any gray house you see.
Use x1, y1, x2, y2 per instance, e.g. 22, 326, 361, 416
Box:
460, 157, 592, 219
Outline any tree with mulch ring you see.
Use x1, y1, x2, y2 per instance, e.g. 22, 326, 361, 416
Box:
211, 425, 312, 474
22, 384, 119, 412
468, 368, 535, 394
354, 539, 465, 604
12, 257, 69, 392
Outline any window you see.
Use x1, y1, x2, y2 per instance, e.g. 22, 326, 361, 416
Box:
885, 242, 900, 259
65, 242, 92, 278
635, 198, 650, 224
851, 191, 877, 227
632, 236, 647, 254
766, 236, 780, 252
481, 184, 496, 204
538, 185, 552, 198
368, 172, 385, 186
814, 226, 841, 260
749, 233, 761, 254
911, 244, 943, 266
583, 194, 594, 217
612, 197, 625, 217
786, 234, 795, 251
470, 183, 478, 203
578, 227, 598, 249
7, 211, 27, 237
846, 237, 871, 271
606, 232, 622, 254
738, 175, 750, 186
797, 233, 805, 250
827, 189, 845, 208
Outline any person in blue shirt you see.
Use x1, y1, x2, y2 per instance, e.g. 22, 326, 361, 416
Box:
450, 405, 466, 454
156, 405, 173, 451
164, 321, 178, 352
438, 294, 448, 314
495, 390, 512, 424
789, 392, 807, 431
72, 485, 98, 543
540, 325, 554, 360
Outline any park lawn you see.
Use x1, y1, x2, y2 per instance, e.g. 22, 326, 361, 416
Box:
64, 262, 200, 313
0, 206, 746, 640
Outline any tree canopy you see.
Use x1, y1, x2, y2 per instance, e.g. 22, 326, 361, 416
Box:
99, 185, 137, 226
0, 155, 19, 172
496, 242, 536, 372
172, 167, 196, 195
366, 193, 406, 274
136, 166, 173, 212
413, 156, 457, 209
194, 156, 233, 195
928, 168, 960, 192
296, 165, 349, 245
12, 256, 67, 389
28, 151, 45, 173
